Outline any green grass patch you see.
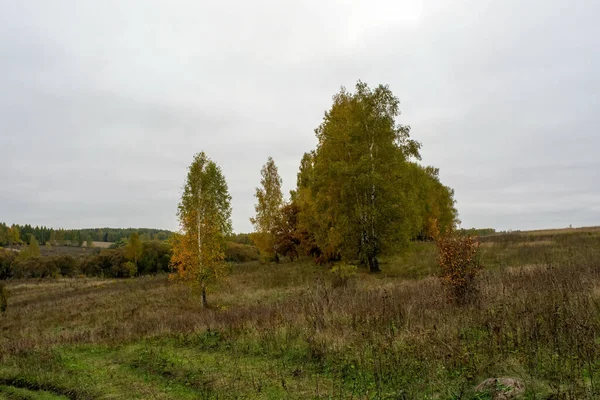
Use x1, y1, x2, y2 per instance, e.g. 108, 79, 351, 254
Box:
0, 384, 68, 400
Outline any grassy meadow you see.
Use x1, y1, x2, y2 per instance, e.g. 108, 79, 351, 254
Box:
1, 229, 600, 399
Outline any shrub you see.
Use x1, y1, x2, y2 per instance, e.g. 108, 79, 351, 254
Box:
12, 257, 57, 279
79, 248, 127, 277
0, 249, 16, 280
138, 241, 172, 275
227, 233, 254, 245
55, 255, 79, 277
0, 283, 6, 313
6, 255, 78, 279
436, 234, 482, 304
225, 242, 260, 263
112, 261, 137, 278
79, 253, 104, 276
330, 262, 357, 288
43, 255, 79, 277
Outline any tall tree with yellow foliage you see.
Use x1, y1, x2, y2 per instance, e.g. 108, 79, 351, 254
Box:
170, 152, 232, 307
308, 81, 421, 271
250, 157, 283, 262
125, 232, 142, 265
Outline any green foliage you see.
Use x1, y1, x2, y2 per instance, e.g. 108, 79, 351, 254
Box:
0, 222, 173, 247
303, 81, 421, 271
3, 247, 170, 280
29, 234, 40, 255
171, 152, 233, 306
76, 232, 84, 247
226, 233, 254, 245
176, 151, 233, 242
137, 241, 172, 275
0, 238, 187, 280
287, 82, 460, 271
19, 234, 41, 260
407, 163, 458, 240
330, 262, 357, 288
224, 242, 260, 263
273, 202, 302, 261
0, 223, 6, 246
80, 249, 125, 277
250, 157, 284, 261
7, 225, 22, 245
0, 249, 16, 279
125, 232, 142, 264
47, 255, 79, 277
12, 257, 59, 279
109, 239, 127, 249
114, 261, 137, 278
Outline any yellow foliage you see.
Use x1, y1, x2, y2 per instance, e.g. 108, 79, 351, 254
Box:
170, 210, 228, 294
330, 262, 357, 288
249, 231, 274, 261
169, 152, 232, 305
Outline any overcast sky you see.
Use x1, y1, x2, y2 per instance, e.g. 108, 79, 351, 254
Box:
1, 0, 599, 233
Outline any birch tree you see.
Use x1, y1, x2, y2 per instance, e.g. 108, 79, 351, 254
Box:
407, 163, 459, 240
250, 157, 283, 262
171, 152, 232, 307
310, 81, 421, 271
18, 234, 40, 260
125, 232, 142, 265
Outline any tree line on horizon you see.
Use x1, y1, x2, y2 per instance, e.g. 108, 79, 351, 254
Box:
0, 224, 172, 247
0, 233, 173, 280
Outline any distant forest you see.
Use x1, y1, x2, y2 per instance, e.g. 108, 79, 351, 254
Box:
0, 223, 173, 247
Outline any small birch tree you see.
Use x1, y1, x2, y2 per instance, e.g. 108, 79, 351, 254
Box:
250, 157, 283, 262
171, 152, 232, 307
125, 232, 142, 265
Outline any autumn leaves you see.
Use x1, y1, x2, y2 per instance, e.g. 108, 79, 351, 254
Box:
170, 152, 232, 307
170, 81, 460, 305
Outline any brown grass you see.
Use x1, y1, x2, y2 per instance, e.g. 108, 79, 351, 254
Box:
521, 226, 600, 235
90, 241, 112, 249
2, 232, 600, 397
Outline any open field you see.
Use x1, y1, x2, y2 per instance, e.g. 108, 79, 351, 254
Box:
499, 226, 600, 236
5, 245, 102, 258
90, 242, 112, 249
1, 230, 600, 399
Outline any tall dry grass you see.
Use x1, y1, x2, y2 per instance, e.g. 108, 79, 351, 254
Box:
1, 232, 600, 397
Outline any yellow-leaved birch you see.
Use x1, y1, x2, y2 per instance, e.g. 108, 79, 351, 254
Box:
170, 152, 232, 307
250, 157, 283, 262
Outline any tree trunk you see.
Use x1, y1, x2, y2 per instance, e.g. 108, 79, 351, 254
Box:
275, 252, 280, 263
368, 256, 380, 273
201, 283, 208, 308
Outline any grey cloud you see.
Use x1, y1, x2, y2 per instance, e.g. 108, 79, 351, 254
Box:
1, 0, 599, 232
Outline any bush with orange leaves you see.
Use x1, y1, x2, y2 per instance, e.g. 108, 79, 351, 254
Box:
435, 233, 482, 304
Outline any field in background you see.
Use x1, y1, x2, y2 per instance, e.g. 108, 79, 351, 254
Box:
5, 245, 102, 257
500, 226, 600, 236
1, 228, 600, 398
90, 242, 112, 249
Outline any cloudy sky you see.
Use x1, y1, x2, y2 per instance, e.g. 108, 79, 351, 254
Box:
1, 0, 599, 233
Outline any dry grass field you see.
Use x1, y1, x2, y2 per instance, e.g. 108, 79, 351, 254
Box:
1, 229, 600, 399
6, 245, 102, 258
90, 242, 112, 249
